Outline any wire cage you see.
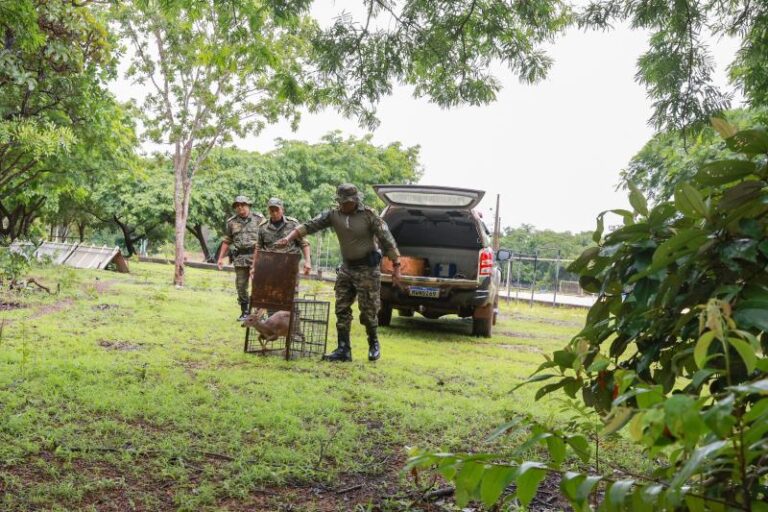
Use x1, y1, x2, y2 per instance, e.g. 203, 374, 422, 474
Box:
243, 298, 330, 359
244, 251, 330, 359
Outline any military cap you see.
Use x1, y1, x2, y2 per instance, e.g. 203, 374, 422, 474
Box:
232, 195, 252, 207
336, 183, 362, 203
267, 197, 284, 208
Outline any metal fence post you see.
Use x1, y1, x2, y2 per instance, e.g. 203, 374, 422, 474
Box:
505, 258, 512, 304
529, 251, 538, 308
553, 249, 561, 307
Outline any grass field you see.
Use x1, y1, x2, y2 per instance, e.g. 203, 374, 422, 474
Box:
0, 262, 642, 511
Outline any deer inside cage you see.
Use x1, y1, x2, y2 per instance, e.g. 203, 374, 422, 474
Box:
243, 251, 329, 359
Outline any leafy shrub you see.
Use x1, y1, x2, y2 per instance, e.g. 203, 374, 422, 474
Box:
408, 121, 768, 510
0, 248, 31, 285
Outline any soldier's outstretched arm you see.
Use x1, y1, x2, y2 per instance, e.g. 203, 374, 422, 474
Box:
371, 215, 400, 262
217, 241, 230, 270
277, 210, 332, 247
301, 243, 312, 275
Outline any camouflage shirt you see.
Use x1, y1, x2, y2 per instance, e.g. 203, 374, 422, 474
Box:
222, 212, 264, 267
297, 203, 399, 262
257, 216, 309, 255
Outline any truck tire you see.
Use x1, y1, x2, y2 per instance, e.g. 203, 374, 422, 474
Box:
472, 303, 494, 337
378, 301, 393, 326
472, 315, 493, 337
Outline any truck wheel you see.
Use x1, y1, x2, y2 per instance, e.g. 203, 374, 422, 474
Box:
472, 316, 493, 337
378, 301, 393, 326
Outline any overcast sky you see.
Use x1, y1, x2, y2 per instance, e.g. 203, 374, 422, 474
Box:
111, 3, 742, 233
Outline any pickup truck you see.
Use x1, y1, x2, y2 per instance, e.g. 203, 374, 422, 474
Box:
374, 185, 510, 337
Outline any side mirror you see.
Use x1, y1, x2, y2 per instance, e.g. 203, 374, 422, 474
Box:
496, 249, 512, 262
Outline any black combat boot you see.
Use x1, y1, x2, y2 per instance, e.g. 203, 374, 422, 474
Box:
238, 300, 250, 322
366, 326, 381, 361
323, 330, 352, 362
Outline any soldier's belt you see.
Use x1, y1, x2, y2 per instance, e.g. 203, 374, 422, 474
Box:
235, 247, 255, 256
343, 251, 382, 268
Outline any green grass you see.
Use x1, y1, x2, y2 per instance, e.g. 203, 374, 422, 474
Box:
0, 262, 643, 511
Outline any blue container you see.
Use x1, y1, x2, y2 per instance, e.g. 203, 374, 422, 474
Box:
434, 263, 457, 278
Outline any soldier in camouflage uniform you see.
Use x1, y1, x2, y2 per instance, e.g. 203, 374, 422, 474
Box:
256, 197, 312, 274
217, 195, 264, 321
276, 184, 402, 362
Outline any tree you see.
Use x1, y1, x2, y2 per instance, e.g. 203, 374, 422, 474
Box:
622, 108, 768, 201
111, 0, 321, 286
313, 0, 767, 132
0, 1, 136, 242
409, 121, 768, 510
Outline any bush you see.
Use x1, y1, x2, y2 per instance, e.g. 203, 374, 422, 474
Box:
408, 121, 768, 510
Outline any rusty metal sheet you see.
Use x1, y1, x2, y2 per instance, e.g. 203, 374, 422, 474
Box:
249, 251, 300, 311
35, 241, 79, 265
64, 244, 129, 273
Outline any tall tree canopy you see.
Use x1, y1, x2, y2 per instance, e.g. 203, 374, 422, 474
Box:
0, 0, 136, 241
111, 0, 324, 285
622, 108, 768, 201
317, 0, 767, 132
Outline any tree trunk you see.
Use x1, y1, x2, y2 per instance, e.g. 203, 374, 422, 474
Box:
188, 223, 211, 262
113, 216, 137, 257
77, 222, 86, 243
173, 145, 193, 286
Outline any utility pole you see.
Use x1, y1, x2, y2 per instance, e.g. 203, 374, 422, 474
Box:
493, 194, 501, 251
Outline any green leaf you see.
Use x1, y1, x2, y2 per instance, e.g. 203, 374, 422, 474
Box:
535, 379, 569, 401
733, 309, 768, 331
669, 440, 727, 488
685, 494, 707, 512
651, 228, 707, 269
604, 223, 650, 243
479, 465, 516, 507
674, 182, 708, 219
729, 379, 768, 395
545, 435, 566, 466
510, 373, 559, 393
515, 462, 547, 508
695, 160, 757, 186
553, 350, 578, 370
744, 398, 768, 423
628, 182, 648, 216
635, 386, 664, 409
565, 434, 591, 463
594, 213, 605, 243
725, 129, 768, 156
711, 117, 738, 139
694, 331, 717, 369
454, 461, 484, 507
486, 418, 523, 442
606, 479, 635, 511
603, 406, 634, 434
727, 337, 757, 374
718, 180, 764, 213
568, 246, 600, 273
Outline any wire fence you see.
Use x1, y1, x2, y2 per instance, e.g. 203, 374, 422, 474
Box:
499, 252, 596, 308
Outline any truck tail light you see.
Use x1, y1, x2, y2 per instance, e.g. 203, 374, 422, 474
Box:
478, 248, 494, 277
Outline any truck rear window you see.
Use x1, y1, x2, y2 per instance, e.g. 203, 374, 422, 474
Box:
384, 210, 484, 250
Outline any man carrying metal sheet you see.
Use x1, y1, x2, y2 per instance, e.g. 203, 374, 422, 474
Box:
217, 195, 264, 321
275, 183, 402, 362
256, 197, 312, 274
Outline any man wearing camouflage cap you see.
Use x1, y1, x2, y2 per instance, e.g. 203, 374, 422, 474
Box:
276, 184, 402, 362
256, 197, 312, 273
217, 195, 264, 321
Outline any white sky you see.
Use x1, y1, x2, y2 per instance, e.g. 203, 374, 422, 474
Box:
110, 2, 743, 233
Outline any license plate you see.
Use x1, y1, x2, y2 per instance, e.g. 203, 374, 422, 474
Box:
408, 286, 440, 298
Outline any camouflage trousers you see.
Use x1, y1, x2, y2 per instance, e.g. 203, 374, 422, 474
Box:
235, 265, 251, 305
335, 265, 381, 332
